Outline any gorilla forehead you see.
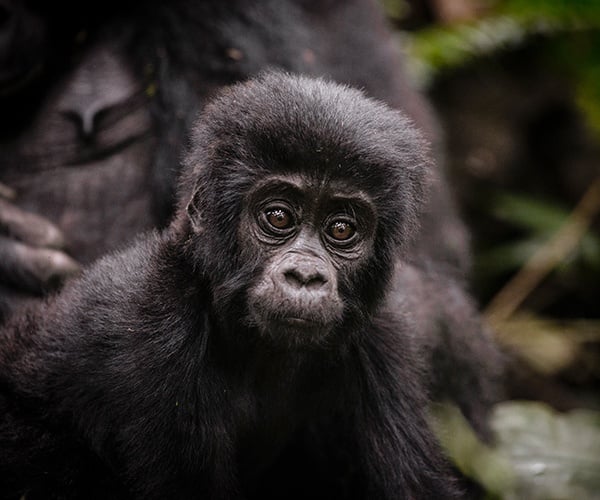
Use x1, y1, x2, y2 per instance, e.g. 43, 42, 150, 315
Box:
202, 73, 423, 164
194, 71, 429, 190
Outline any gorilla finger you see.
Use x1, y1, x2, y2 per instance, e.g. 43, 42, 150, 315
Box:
0, 236, 81, 294
0, 198, 66, 249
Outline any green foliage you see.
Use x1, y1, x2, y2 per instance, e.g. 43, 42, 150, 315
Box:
477, 192, 600, 277
502, 0, 600, 25
400, 0, 600, 135
492, 193, 574, 234
492, 402, 600, 499
390, 3, 600, 496
379, 0, 410, 22
557, 35, 600, 136
404, 16, 529, 87
431, 403, 516, 497
433, 402, 600, 499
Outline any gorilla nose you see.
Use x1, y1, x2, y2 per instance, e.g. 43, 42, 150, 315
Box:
282, 263, 329, 292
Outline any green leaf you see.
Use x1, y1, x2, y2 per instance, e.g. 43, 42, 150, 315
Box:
431, 403, 516, 497
491, 402, 600, 499
492, 193, 570, 235
433, 402, 600, 499
479, 192, 600, 273
502, 0, 600, 26
476, 239, 547, 275
402, 2, 600, 88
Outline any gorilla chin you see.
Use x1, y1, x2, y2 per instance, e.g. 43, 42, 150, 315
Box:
268, 316, 335, 344
249, 302, 341, 345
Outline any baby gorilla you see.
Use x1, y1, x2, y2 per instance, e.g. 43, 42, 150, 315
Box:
0, 72, 460, 499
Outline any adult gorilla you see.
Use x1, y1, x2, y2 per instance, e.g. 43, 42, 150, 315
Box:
0, 0, 468, 317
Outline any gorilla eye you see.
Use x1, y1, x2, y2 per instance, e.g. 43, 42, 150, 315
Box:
328, 221, 355, 241
266, 208, 293, 230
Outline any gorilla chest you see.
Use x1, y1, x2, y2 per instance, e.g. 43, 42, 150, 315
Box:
229, 359, 342, 469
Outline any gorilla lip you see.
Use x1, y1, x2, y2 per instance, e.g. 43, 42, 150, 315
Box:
279, 317, 318, 327
273, 317, 331, 338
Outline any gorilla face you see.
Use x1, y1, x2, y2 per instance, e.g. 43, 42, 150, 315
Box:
242, 174, 377, 344
182, 71, 431, 348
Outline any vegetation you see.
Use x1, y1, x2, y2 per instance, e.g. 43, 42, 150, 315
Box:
382, 1, 600, 497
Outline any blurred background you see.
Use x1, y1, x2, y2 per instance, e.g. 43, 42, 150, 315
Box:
379, 0, 600, 497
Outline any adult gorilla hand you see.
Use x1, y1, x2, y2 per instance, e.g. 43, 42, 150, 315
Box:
0, 183, 80, 308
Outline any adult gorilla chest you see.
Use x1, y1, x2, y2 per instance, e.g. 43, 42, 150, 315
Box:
0, 43, 156, 264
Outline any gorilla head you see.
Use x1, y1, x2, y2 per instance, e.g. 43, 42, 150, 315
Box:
179, 72, 431, 346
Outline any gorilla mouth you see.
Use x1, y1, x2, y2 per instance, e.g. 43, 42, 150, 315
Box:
278, 317, 319, 328
268, 315, 333, 337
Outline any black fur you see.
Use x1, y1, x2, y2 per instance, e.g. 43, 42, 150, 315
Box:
0, 73, 460, 499
0, 0, 468, 309
1, 1, 504, 492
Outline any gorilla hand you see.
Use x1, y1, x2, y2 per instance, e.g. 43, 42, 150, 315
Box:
0, 183, 80, 315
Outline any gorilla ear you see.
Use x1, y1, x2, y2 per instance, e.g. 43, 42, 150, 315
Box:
186, 189, 204, 233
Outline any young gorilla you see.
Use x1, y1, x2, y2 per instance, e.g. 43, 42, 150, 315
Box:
0, 72, 460, 499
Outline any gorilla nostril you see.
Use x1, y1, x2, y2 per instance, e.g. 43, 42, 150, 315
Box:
283, 269, 327, 290
284, 270, 304, 289
305, 274, 327, 290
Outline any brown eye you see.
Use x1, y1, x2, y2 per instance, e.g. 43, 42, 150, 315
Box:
266, 208, 293, 229
329, 221, 355, 241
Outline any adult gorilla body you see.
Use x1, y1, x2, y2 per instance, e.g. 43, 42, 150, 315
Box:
0, 73, 459, 499
0, 0, 467, 312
